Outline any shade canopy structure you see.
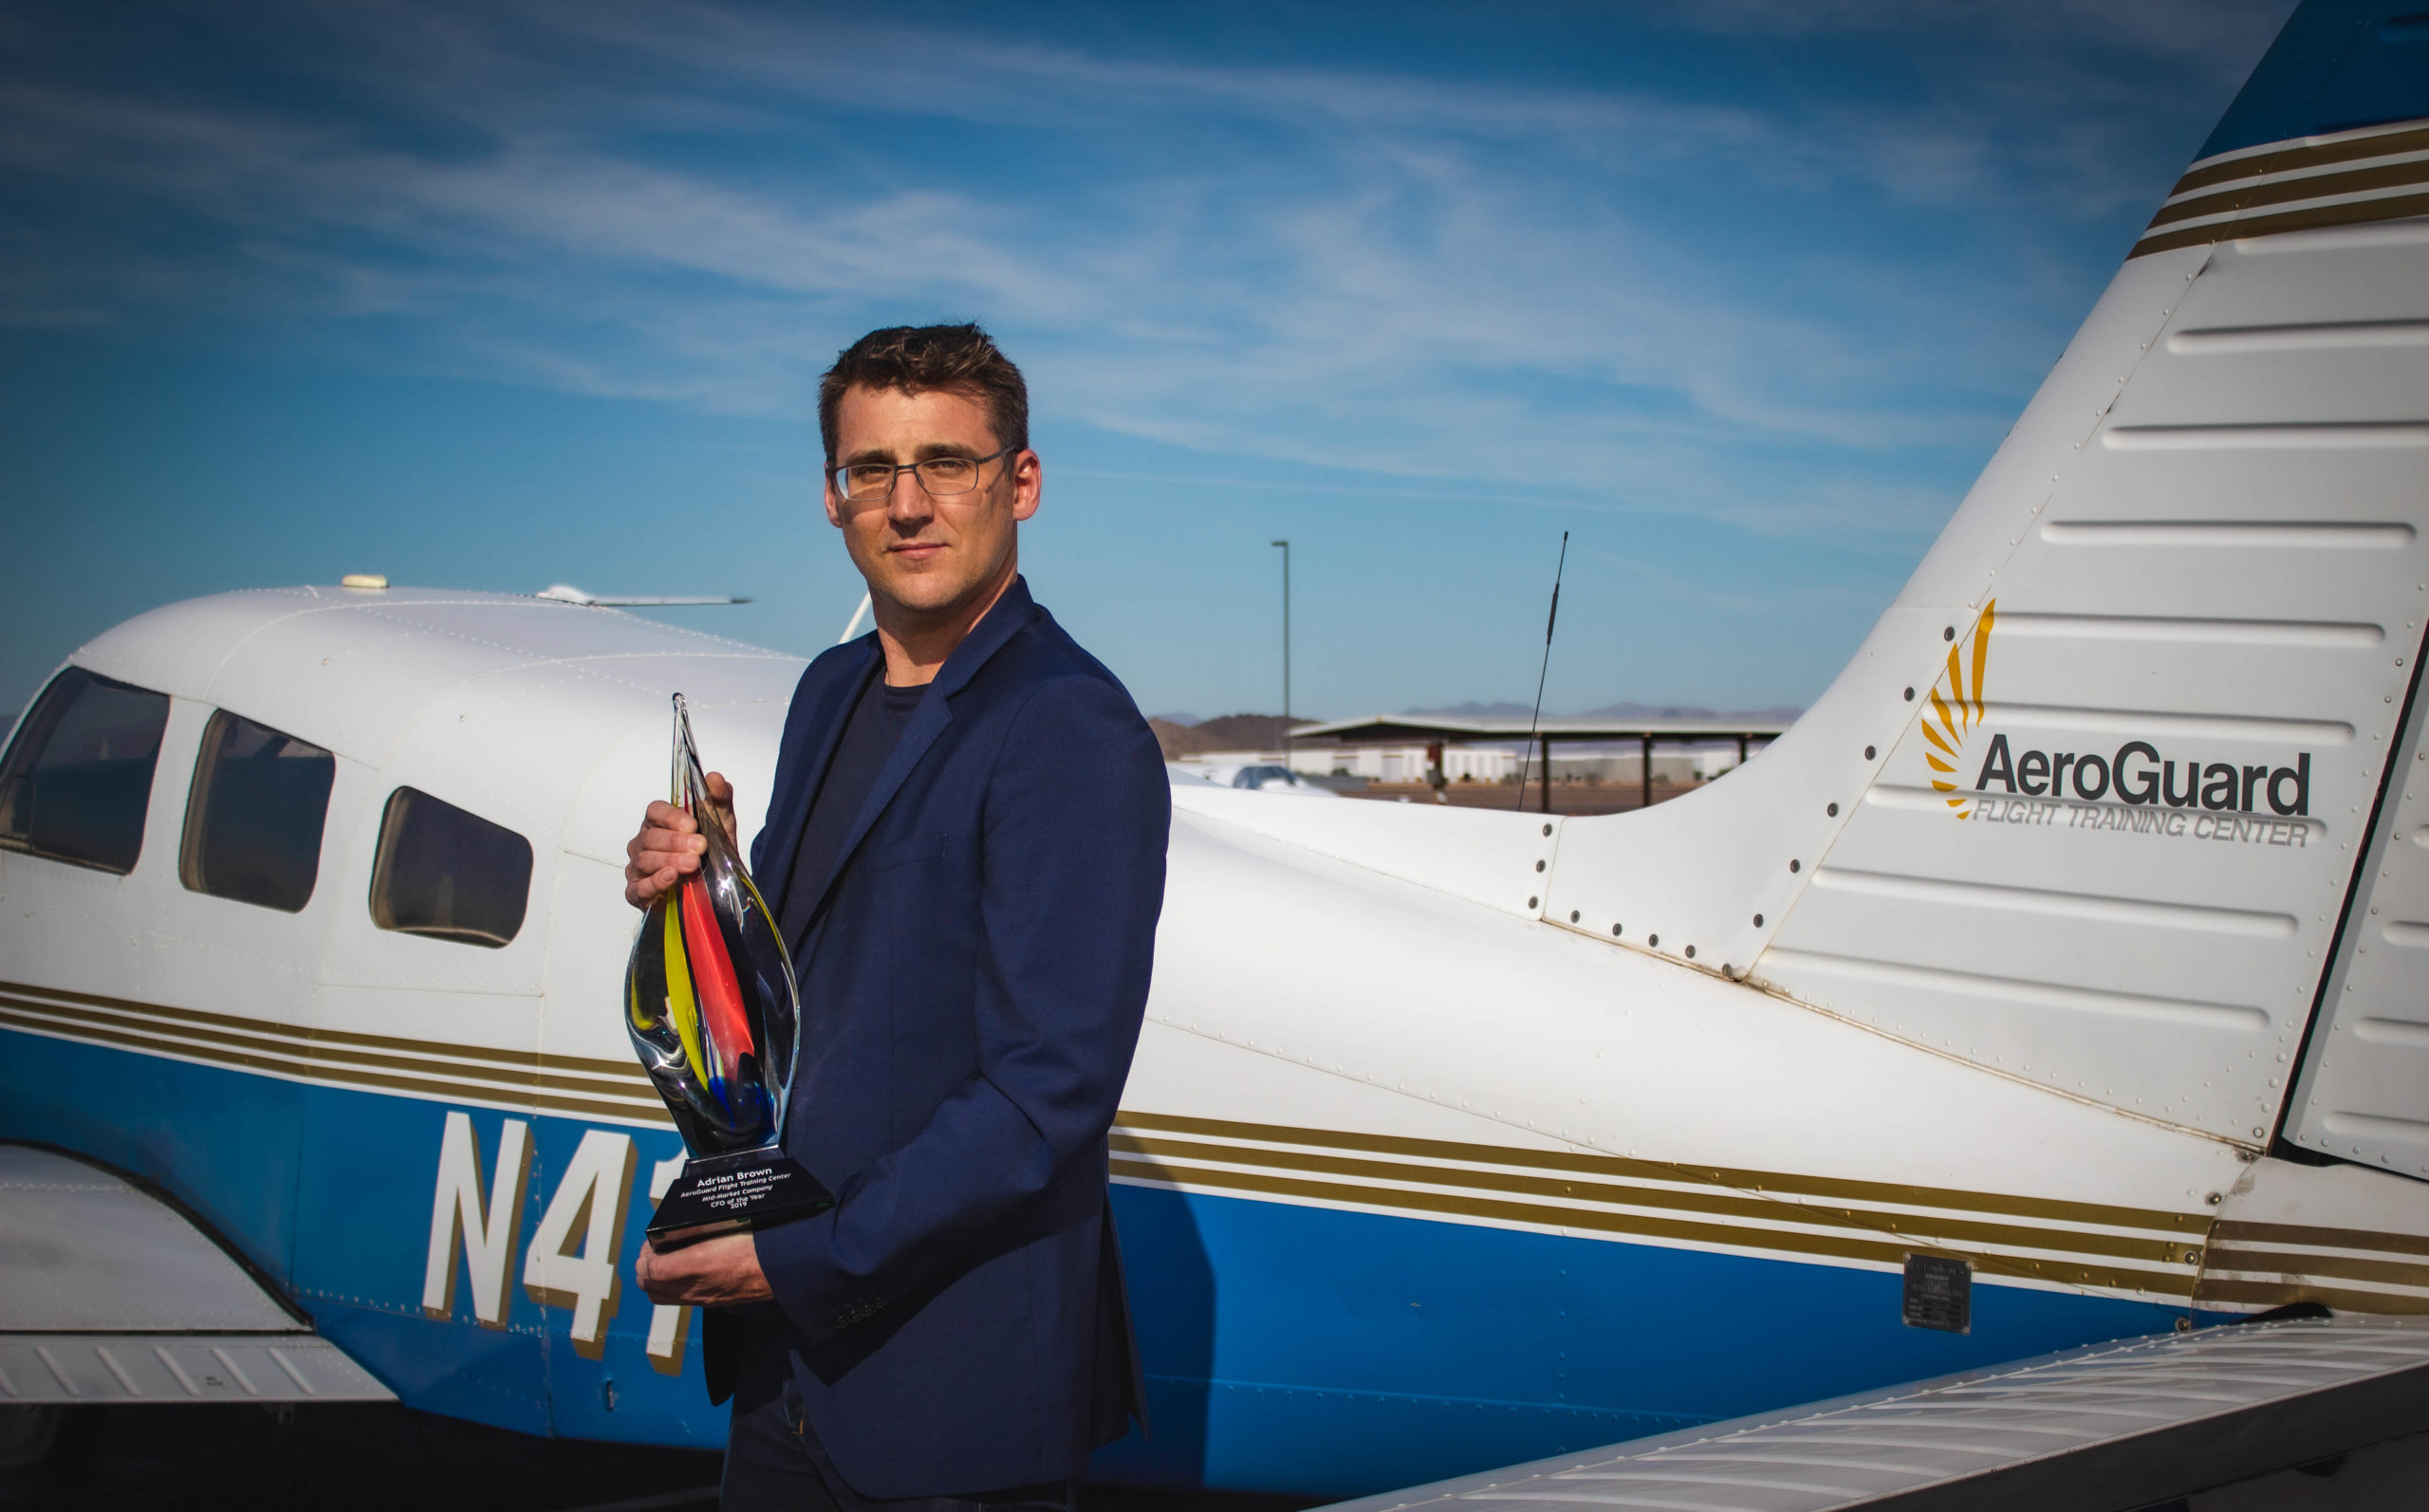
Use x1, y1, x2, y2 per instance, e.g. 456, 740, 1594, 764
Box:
1291, 714, 1793, 746
1289, 714, 1794, 812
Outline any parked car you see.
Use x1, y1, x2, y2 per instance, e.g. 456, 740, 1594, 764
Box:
1184, 762, 1336, 796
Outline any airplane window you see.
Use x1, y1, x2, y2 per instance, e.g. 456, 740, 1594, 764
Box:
179, 711, 335, 913
368, 786, 532, 949
0, 668, 173, 875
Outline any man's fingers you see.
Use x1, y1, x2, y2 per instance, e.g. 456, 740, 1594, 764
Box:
635, 1241, 676, 1301
630, 1231, 763, 1306
631, 831, 707, 857
637, 1246, 713, 1305
645, 799, 699, 833
622, 854, 703, 910
623, 793, 719, 913
701, 772, 738, 831
623, 852, 699, 887
631, 844, 703, 873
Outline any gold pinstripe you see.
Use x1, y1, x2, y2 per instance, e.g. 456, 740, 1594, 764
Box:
2211, 1219, 2429, 1259
11, 976, 2429, 1312
2165, 123, 2429, 198
2130, 120, 2429, 259
2194, 1277, 2429, 1316
1113, 1133, 2195, 1265
0, 980, 668, 1124
2147, 157, 2429, 233
2134, 190, 2429, 259
1110, 1154, 2197, 1297
1115, 1109, 2208, 1231
1113, 1114, 2429, 1315
1110, 1112, 2207, 1299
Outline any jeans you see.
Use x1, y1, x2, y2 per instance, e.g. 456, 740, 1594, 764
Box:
721, 1374, 1078, 1512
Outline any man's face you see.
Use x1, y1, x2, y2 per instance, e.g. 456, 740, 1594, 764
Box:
824, 383, 1039, 622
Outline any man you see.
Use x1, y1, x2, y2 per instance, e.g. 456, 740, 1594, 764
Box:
621, 324, 1169, 1508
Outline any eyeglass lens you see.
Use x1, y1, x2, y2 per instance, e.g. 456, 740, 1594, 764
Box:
838, 455, 988, 501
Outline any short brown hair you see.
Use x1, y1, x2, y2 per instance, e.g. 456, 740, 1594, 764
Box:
818, 323, 1029, 464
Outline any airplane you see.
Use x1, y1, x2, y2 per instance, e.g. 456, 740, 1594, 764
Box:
5, 0, 2429, 1499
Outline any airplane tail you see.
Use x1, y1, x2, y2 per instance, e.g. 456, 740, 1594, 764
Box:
1540, 0, 2429, 1171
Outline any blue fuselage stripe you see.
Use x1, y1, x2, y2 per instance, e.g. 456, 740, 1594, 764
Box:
3, 1028, 2188, 1497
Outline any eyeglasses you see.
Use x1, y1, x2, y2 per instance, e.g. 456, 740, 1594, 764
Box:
829, 446, 1017, 504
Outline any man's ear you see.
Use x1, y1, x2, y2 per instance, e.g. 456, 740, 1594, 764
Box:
1010, 450, 1043, 524
822, 478, 845, 529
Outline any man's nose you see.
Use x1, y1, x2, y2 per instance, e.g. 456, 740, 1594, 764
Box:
886, 469, 934, 522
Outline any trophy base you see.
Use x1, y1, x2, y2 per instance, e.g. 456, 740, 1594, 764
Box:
646, 1146, 834, 1244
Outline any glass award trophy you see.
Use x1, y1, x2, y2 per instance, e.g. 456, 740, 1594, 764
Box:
624, 693, 833, 1242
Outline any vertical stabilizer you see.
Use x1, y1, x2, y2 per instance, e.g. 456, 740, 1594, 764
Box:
1542, 0, 2429, 1154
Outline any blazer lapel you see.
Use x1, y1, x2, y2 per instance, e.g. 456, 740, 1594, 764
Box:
793, 577, 1042, 931
760, 641, 881, 921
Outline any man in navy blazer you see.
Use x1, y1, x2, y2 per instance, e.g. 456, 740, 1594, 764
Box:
624, 325, 1169, 1508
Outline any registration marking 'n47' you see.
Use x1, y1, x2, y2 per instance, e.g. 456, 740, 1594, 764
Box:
421, 1114, 693, 1367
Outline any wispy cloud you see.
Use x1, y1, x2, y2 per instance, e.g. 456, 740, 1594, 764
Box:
0, 0, 2289, 540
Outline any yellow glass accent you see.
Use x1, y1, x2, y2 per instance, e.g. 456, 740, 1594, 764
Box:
662, 898, 708, 1086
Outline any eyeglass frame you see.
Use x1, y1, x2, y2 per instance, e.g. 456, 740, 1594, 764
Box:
826, 445, 1021, 505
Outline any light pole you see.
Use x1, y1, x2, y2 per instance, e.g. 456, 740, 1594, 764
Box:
1270, 540, 1290, 764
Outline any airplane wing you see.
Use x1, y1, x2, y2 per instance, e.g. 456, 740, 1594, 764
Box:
0, 1144, 392, 1405
1320, 1314, 2429, 1512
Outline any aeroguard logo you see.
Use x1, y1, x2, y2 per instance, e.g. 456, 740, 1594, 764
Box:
1923, 601, 1995, 817
1919, 597, 2316, 843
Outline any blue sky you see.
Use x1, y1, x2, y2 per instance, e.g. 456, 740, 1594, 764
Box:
0, 0, 2293, 722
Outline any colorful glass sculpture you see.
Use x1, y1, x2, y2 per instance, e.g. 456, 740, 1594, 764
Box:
623, 693, 800, 1160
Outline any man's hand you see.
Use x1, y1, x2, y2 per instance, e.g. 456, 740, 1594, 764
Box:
636, 1232, 773, 1306
622, 771, 736, 911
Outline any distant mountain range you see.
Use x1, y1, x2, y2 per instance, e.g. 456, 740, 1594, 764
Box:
1149, 712, 1305, 758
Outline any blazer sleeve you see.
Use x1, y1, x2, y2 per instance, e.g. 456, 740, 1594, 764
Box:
751, 673, 1170, 1342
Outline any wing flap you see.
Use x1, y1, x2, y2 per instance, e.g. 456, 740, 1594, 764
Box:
0, 1335, 393, 1405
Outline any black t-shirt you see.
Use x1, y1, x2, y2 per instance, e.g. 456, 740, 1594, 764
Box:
778, 674, 924, 953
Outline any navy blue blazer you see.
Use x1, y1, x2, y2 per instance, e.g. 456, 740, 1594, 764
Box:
716, 577, 1168, 1497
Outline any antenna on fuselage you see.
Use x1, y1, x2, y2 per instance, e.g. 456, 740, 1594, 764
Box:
1513, 532, 1567, 814
538, 584, 749, 607
837, 592, 873, 644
